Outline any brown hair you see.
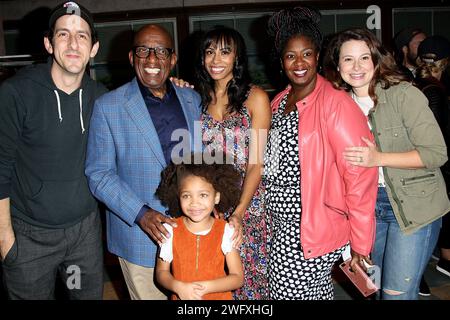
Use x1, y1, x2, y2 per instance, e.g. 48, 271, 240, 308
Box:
156, 153, 242, 217
416, 57, 450, 79
323, 28, 409, 106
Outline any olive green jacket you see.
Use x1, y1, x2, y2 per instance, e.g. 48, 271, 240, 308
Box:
368, 81, 450, 234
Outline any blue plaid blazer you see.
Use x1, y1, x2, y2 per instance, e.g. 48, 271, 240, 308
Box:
85, 78, 201, 267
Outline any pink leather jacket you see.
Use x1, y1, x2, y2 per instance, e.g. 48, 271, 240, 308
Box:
270, 75, 378, 259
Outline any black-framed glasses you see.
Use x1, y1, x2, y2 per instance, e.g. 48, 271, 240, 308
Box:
133, 46, 174, 60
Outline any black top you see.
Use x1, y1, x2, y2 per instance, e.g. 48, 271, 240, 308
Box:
0, 58, 108, 228
415, 76, 450, 141
138, 80, 188, 165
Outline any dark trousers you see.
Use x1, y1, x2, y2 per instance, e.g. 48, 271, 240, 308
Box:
2, 211, 103, 300
439, 170, 450, 250
438, 212, 450, 249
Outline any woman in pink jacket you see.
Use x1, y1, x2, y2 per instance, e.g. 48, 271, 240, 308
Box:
264, 7, 378, 299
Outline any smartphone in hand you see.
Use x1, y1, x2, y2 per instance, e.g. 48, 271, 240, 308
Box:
339, 259, 379, 297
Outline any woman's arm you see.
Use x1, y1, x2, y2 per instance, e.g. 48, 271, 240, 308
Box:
344, 85, 446, 169
155, 258, 204, 300
343, 137, 425, 169
195, 249, 244, 296
228, 87, 272, 247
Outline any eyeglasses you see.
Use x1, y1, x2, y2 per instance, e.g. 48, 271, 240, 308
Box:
133, 46, 174, 60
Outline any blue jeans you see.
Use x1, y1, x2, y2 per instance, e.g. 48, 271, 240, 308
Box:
371, 187, 441, 300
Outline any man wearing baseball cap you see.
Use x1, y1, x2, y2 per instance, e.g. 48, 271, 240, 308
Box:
393, 27, 427, 79
48, 1, 97, 40
0, 1, 107, 299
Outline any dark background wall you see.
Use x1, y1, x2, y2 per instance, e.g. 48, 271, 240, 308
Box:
1, 0, 449, 90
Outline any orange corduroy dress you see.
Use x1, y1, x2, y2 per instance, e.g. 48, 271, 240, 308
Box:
171, 217, 232, 300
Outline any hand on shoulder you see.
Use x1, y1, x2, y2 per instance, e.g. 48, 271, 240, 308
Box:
170, 77, 194, 89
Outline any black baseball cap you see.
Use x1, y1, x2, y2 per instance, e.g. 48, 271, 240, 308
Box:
418, 35, 450, 62
48, 1, 96, 41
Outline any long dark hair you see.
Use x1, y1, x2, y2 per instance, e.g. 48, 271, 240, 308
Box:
194, 27, 251, 114
323, 28, 409, 106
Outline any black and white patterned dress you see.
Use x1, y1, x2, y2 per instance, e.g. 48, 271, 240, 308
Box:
264, 95, 344, 300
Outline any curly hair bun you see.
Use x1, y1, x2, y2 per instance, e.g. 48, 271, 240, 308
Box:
268, 5, 323, 57
268, 6, 321, 36
294, 6, 321, 24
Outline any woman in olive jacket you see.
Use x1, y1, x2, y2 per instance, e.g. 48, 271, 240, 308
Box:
324, 28, 450, 300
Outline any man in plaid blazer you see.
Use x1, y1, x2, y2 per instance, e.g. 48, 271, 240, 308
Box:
85, 24, 201, 299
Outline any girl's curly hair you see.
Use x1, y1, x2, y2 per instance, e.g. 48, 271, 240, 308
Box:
156, 154, 242, 217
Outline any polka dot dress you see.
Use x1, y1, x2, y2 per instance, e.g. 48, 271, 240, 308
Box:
264, 95, 344, 300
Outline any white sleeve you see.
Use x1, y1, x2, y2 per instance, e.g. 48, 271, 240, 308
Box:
159, 224, 173, 263
221, 223, 235, 255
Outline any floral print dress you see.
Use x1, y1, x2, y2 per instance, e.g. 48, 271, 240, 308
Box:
202, 100, 269, 300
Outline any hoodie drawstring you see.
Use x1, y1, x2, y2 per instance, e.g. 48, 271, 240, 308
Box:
53, 89, 85, 134
79, 89, 85, 134
54, 90, 62, 123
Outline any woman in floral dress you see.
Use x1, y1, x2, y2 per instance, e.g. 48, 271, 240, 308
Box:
195, 26, 272, 299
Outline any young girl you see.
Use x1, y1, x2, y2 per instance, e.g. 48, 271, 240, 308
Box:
155, 158, 244, 300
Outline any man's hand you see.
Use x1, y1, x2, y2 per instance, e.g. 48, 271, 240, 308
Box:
169, 77, 194, 89
0, 198, 15, 261
137, 208, 177, 245
0, 229, 15, 261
